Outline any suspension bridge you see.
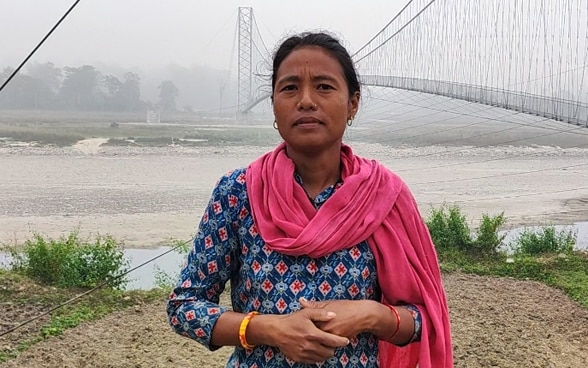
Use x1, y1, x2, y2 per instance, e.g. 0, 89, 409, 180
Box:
236, 1, 588, 129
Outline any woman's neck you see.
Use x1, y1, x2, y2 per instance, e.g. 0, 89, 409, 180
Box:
286, 144, 341, 199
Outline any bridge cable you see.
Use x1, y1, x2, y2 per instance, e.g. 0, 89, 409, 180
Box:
354, 91, 588, 161
359, 90, 588, 141
252, 13, 271, 63
201, 9, 239, 59
452, 186, 588, 205
351, 0, 414, 57
412, 162, 588, 186
354, 0, 437, 64
0, 0, 82, 94
356, 97, 588, 147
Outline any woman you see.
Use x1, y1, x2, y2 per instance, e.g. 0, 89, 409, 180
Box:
167, 32, 452, 367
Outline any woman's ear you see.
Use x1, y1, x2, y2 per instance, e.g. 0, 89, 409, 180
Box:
348, 91, 360, 118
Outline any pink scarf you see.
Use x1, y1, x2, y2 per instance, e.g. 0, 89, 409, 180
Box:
246, 142, 453, 368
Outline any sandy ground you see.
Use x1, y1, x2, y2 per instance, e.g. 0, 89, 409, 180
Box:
1, 139, 587, 248
1, 137, 588, 367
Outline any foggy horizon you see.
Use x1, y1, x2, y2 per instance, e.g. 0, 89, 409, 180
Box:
3, 1, 586, 116
1, 1, 406, 71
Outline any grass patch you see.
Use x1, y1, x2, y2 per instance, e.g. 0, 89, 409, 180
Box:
4, 230, 129, 290
0, 113, 282, 148
427, 205, 588, 308
0, 130, 85, 146
0, 231, 170, 362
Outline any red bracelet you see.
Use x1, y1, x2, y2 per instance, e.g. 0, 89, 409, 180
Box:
387, 305, 401, 340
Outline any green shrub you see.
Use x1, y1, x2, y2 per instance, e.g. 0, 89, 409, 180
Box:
513, 226, 576, 255
427, 206, 587, 308
472, 213, 506, 257
427, 205, 471, 251
426, 205, 506, 258
7, 231, 129, 289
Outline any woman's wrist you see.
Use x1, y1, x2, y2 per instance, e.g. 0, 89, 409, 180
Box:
244, 313, 279, 347
367, 302, 416, 345
364, 300, 391, 335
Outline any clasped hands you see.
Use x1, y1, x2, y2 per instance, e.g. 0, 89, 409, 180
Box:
270, 298, 376, 364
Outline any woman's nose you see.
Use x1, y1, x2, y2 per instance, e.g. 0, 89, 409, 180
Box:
297, 88, 318, 111
297, 100, 318, 110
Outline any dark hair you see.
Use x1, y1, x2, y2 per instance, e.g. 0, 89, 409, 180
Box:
271, 32, 361, 99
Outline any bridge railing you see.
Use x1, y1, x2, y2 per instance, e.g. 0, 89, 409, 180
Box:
361, 75, 588, 128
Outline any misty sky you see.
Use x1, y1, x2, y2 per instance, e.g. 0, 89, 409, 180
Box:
1, 0, 406, 72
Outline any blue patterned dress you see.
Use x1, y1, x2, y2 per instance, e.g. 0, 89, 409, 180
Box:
167, 168, 421, 368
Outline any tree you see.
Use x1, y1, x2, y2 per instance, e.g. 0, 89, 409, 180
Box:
121, 72, 142, 111
0, 67, 43, 109
102, 74, 123, 111
158, 80, 179, 112
101, 72, 142, 111
26, 62, 62, 109
60, 65, 103, 110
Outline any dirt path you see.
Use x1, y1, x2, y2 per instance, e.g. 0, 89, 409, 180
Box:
1, 273, 587, 368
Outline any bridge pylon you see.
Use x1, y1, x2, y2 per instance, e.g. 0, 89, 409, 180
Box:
237, 7, 253, 123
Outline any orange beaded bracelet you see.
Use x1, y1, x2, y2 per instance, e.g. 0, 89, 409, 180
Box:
387, 305, 401, 340
238, 311, 259, 349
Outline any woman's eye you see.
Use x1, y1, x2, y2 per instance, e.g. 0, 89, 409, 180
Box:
317, 84, 334, 90
281, 85, 297, 91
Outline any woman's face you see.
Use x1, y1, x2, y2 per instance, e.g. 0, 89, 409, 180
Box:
272, 46, 359, 154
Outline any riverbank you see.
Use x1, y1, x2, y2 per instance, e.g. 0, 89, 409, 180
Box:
1, 142, 587, 249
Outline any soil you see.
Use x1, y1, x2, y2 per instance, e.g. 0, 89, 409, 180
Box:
0, 273, 587, 368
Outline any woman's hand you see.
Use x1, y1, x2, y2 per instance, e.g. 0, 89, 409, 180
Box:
299, 298, 378, 339
247, 308, 350, 364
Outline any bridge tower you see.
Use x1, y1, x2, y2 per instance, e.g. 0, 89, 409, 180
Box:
237, 7, 253, 122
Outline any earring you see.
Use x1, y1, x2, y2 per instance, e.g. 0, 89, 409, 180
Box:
273, 120, 278, 129
347, 118, 353, 127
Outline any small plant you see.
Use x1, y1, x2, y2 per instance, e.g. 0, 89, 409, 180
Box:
426, 205, 506, 258
153, 238, 192, 289
426, 205, 471, 251
472, 213, 507, 257
154, 264, 178, 289
40, 305, 108, 338
6, 231, 129, 289
512, 226, 576, 256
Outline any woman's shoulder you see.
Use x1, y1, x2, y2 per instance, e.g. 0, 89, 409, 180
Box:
212, 167, 249, 196
218, 167, 248, 183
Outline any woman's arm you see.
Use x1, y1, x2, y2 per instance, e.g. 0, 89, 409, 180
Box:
299, 299, 422, 346
210, 307, 350, 364
166, 173, 240, 350
365, 302, 421, 346
167, 171, 349, 363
